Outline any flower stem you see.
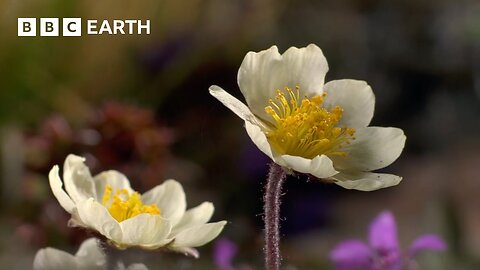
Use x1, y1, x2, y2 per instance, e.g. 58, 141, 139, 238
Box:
101, 240, 120, 270
264, 162, 287, 270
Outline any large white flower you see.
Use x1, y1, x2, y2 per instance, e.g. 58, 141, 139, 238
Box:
209, 44, 406, 191
33, 238, 148, 270
49, 154, 226, 257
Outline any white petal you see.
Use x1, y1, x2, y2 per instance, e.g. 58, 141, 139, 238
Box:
33, 248, 77, 270
209, 85, 258, 125
142, 180, 186, 225
172, 202, 214, 234
280, 44, 329, 94
120, 214, 172, 248
244, 121, 275, 160
170, 247, 200, 258
171, 221, 227, 248
93, 170, 133, 202
331, 127, 406, 171
278, 154, 338, 178
68, 207, 87, 228
74, 238, 105, 266
76, 198, 122, 241
34, 238, 106, 270
238, 44, 329, 120
48, 165, 75, 214
323, 79, 375, 128
63, 154, 96, 203
125, 263, 149, 270
332, 171, 402, 191
237, 45, 281, 121
74, 238, 105, 269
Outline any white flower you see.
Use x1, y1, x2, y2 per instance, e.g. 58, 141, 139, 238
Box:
209, 44, 406, 191
49, 154, 226, 257
33, 238, 107, 270
117, 263, 149, 270
33, 238, 105, 270
33, 237, 148, 270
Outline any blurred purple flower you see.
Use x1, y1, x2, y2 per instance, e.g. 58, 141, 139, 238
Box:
213, 238, 238, 270
330, 211, 447, 270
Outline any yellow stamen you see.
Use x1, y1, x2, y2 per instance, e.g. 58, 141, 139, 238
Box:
101, 185, 160, 222
264, 87, 355, 159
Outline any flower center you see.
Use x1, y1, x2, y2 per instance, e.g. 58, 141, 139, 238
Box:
102, 185, 160, 222
264, 87, 355, 159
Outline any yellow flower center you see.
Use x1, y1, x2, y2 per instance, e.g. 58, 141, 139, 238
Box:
264, 87, 355, 159
101, 185, 160, 222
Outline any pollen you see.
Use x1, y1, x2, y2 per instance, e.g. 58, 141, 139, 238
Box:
102, 185, 160, 222
264, 86, 355, 159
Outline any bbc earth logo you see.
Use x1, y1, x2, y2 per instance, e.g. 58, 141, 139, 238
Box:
18, 18, 151, 36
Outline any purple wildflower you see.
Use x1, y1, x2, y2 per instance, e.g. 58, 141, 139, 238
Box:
330, 211, 447, 270
213, 238, 238, 270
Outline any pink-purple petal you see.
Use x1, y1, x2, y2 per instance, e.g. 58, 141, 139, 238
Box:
408, 234, 447, 256
368, 211, 400, 253
213, 238, 238, 270
330, 240, 373, 270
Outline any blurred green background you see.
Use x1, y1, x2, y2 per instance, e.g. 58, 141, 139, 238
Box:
1, 0, 480, 269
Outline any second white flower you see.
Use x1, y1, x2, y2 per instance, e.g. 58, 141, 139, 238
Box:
49, 154, 226, 258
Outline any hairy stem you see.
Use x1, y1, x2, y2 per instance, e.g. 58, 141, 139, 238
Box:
101, 240, 120, 270
264, 162, 287, 270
